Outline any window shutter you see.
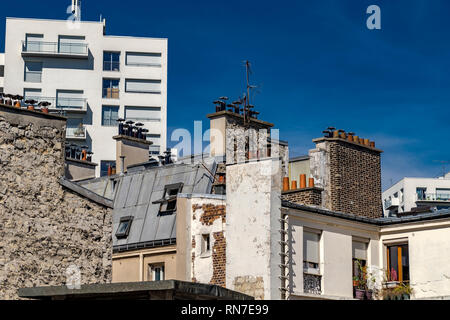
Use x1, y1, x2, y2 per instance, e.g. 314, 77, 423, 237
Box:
303, 232, 320, 263
126, 52, 161, 66
125, 107, 161, 121
352, 241, 368, 260
125, 79, 161, 93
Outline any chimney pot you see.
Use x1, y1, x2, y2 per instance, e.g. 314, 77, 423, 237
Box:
300, 174, 307, 189
291, 180, 298, 190
309, 178, 315, 188
283, 177, 290, 191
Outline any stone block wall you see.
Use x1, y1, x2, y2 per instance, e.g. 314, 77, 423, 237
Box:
0, 106, 112, 299
282, 187, 323, 206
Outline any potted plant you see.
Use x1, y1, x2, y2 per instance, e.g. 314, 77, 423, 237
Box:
353, 260, 367, 300
392, 283, 412, 300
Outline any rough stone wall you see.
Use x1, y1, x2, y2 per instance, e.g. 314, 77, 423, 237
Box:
282, 188, 323, 206
233, 276, 265, 300
310, 138, 382, 218
190, 199, 226, 287
0, 106, 112, 299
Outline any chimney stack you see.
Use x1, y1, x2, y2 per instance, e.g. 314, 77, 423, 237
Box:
310, 128, 383, 218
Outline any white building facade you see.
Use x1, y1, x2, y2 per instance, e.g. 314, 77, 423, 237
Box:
3, 17, 167, 177
382, 173, 450, 216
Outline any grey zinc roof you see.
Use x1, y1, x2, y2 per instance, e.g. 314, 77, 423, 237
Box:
282, 201, 450, 225
113, 159, 217, 252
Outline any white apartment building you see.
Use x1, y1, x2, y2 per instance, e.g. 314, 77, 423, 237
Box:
2, 15, 167, 177
382, 172, 450, 216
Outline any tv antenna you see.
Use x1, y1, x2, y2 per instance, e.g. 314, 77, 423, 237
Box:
242, 60, 258, 125
433, 160, 450, 177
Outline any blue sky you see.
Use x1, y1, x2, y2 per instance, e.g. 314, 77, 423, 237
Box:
1, 0, 449, 190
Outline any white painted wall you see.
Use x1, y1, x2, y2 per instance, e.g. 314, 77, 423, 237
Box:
226, 159, 282, 300
3, 18, 167, 176
286, 208, 450, 300
383, 175, 450, 216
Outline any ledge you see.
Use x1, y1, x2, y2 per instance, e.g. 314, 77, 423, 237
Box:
59, 177, 114, 208
312, 137, 383, 153
0, 103, 67, 121
282, 187, 323, 195
65, 158, 98, 167
113, 134, 153, 145
207, 110, 274, 128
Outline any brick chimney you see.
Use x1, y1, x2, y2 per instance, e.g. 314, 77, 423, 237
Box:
309, 130, 383, 218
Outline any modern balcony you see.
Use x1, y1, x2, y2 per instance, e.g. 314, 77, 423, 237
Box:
22, 41, 89, 59
25, 96, 87, 113
416, 193, 450, 202
66, 125, 87, 140
303, 273, 322, 295
385, 197, 400, 209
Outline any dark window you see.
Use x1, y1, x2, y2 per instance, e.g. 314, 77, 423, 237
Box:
416, 187, 427, 200
103, 78, 120, 99
154, 183, 183, 214
0, 65, 4, 77
116, 216, 133, 239
100, 160, 116, 177
103, 52, 120, 71
102, 105, 119, 126
387, 244, 409, 282
202, 234, 211, 253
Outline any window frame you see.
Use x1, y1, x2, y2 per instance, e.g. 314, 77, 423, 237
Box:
102, 78, 120, 99
386, 242, 409, 283
148, 263, 165, 281
153, 183, 184, 214
24, 61, 43, 83
201, 234, 211, 255
102, 105, 119, 127
303, 229, 321, 275
116, 216, 133, 239
125, 79, 162, 94
103, 51, 120, 72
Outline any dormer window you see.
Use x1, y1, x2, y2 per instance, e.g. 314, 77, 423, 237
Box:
116, 216, 133, 239
153, 183, 183, 214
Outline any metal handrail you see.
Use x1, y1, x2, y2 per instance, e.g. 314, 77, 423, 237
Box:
25, 96, 87, 111
22, 40, 88, 55
417, 193, 450, 201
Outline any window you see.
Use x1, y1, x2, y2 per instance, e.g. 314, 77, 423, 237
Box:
58, 35, 87, 54
352, 240, 368, 284
416, 187, 427, 200
24, 88, 42, 100
436, 188, 450, 201
103, 78, 120, 99
24, 61, 42, 83
100, 160, 116, 177
387, 244, 409, 282
126, 52, 162, 67
103, 51, 120, 71
148, 264, 165, 281
57, 90, 84, 110
154, 183, 183, 214
125, 106, 161, 122
400, 188, 404, 202
25, 34, 43, 52
147, 134, 161, 155
116, 216, 133, 239
303, 230, 320, 274
102, 106, 119, 126
201, 234, 211, 254
0, 65, 4, 77
125, 79, 161, 94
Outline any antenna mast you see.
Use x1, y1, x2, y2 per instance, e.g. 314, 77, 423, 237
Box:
71, 0, 82, 21
243, 60, 256, 126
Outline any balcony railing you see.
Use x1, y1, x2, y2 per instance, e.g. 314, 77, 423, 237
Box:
384, 197, 400, 209
103, 61, 120, 72
303, 273, 322, 295
25, 96, 87, 113
416, 193, 450, 202
66, 126, 86, 140
22, 41, 88, 58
